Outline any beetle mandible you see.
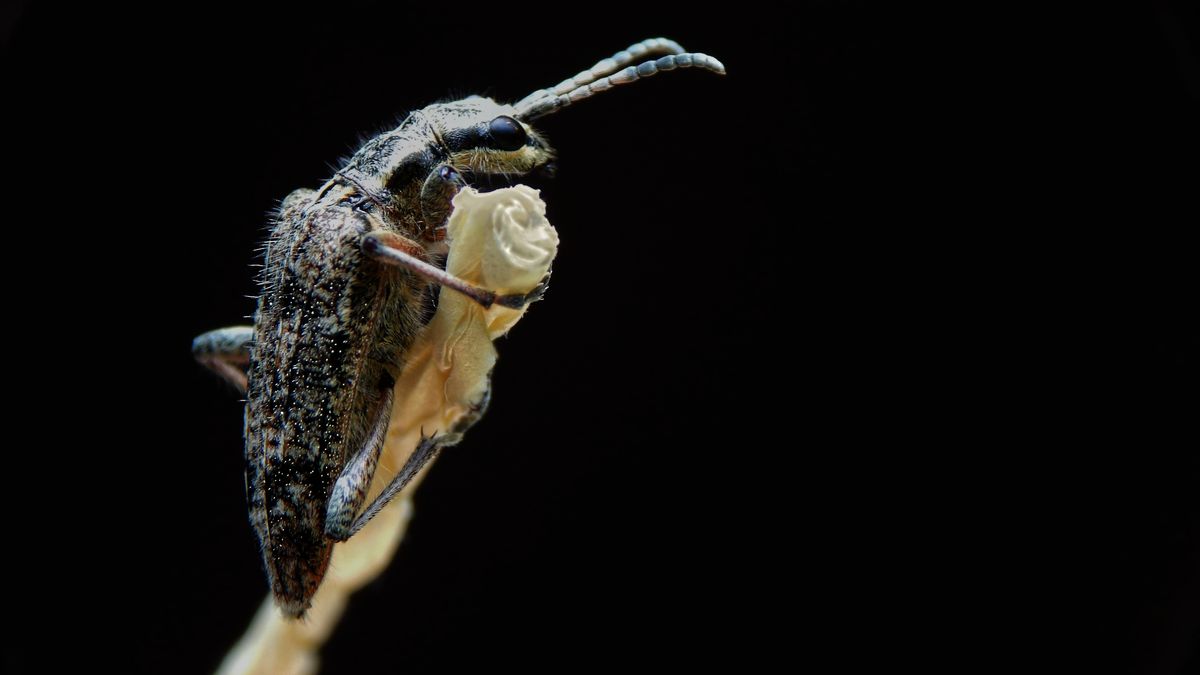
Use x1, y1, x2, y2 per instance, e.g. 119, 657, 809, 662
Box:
193, 37, 725, 618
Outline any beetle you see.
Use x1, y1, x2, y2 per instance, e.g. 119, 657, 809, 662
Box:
193, 37, 725, 618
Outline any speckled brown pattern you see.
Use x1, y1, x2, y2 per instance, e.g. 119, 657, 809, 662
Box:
246, 183, 421, 617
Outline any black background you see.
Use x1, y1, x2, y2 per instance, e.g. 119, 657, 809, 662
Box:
5, 2, 1197, 673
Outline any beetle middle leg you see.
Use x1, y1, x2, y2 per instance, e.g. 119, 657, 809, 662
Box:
192, 325, 254, 392
362, 231, 548, 309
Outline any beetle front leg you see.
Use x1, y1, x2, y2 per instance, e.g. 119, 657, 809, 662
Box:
362, 231, 547, 309
419, 164, 465, 241
192, 325, 254, 393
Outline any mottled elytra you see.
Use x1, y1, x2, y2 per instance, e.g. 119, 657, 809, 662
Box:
193, 37, 724, 618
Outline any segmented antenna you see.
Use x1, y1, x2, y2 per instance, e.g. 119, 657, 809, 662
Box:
513, 37, 725, 121
517, 38, 686, 106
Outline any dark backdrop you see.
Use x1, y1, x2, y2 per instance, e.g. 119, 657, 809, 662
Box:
5, 3, 1197, 674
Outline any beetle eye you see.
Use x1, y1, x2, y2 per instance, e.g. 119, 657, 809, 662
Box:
487, 116, 527, 151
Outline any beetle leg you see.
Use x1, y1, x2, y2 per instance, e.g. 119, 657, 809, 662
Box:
325, 379, 395, 541
362, 231, 547, 309
328, 431, 443, 541
419, 164, 466, 241
192, 325, 254, 393
327, 364, 495, 541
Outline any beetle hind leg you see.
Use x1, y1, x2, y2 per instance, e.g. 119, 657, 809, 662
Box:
326, 428, 443, 542
325, 380, 396, 541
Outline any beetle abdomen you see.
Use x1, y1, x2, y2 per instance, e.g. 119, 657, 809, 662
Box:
245, 193, 418, 617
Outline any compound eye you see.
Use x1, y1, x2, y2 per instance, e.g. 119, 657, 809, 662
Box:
487, 116, 527, 151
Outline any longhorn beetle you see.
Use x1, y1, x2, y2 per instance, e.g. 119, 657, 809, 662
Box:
193, 38, 725, 618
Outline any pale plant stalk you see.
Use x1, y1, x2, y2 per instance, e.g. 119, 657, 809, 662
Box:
218, 186, 558, 675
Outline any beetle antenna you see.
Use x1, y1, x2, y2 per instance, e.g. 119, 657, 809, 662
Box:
517, 38, 686, 105
513, 38, 725, 121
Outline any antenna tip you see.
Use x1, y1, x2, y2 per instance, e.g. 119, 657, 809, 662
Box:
699, 53, 727, 75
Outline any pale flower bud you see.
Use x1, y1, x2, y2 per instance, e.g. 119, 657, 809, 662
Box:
446, 185, 558, 296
